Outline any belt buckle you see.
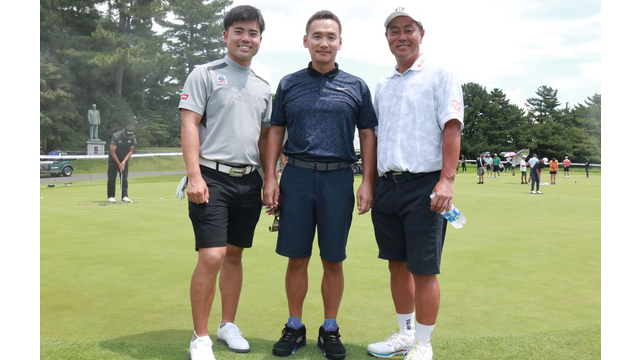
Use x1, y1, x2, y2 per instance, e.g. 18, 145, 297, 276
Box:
228, 167, 247, 177
391, 172, 403, 183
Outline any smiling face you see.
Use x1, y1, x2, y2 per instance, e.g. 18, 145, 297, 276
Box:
223, 20, 262, 66
385, 16, 424, 72
304, 19, 342, 74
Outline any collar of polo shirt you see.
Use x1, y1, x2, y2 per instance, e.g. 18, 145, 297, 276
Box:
393, 54, 427, 76
307, 61, 340, 78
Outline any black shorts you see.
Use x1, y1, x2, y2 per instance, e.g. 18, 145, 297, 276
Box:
371, 172, 447, 275
189, 165, 263, 251
276, 163, 354, 262
550, 171, 557, 174
564, 166, 570, 172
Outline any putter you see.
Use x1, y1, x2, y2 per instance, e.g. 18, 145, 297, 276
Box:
119, 170, 124, 203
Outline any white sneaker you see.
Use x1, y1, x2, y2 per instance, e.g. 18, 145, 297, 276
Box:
531, 191, 535, 194
367, 331, 414, 358
217, 322, 250, 353
190, 332, 215, 360
121, 196, 133, 203
108, 197, 116, 203
404, 340, 433, 360
536, 191, 542, 194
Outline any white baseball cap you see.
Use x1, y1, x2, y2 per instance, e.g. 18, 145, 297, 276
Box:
384, 6, 422, 28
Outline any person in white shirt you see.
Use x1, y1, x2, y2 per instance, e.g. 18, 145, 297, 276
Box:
520, 155, 528, 184
367, 7, 464, 360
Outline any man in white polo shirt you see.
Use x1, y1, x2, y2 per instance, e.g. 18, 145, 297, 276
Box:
367, 7, 464, 360
178, 5, 271, 360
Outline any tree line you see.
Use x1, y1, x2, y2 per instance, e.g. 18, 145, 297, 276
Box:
40, 0, 601, 163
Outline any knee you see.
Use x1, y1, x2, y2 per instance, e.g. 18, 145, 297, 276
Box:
224, 245, 244, 266
197, 247, 226, 272
321, 260, 343, 274
288, 257, 310, 273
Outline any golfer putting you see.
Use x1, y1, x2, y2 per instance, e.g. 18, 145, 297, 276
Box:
107, 125, 136, 203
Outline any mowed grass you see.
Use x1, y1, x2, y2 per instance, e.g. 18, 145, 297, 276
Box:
40, 169, 601, 359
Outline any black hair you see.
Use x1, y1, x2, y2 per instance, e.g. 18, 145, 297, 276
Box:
306, 10, 342, 34
224, 5, 265, 34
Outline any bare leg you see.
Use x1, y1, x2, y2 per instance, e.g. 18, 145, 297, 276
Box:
191, 247, 227, 336
286, 257, 311, 318
413, 274, 440, 326
389, 261, 415, 314
321, 259, 344, 319
219, 244, 244, 324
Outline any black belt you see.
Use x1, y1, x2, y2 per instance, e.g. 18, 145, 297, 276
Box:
288, 158, 352, 171
381, 171, 429, 183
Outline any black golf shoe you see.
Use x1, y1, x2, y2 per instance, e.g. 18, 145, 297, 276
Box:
273, 325, 306, 357
317, 326, 346, 360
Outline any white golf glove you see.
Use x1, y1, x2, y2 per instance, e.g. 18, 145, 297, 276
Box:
176, 176, 188, 200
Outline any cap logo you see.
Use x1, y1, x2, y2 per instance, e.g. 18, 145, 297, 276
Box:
396, 7, 405, 11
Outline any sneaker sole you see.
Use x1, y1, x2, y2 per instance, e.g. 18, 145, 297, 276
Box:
366, 349, 409, 358
317, 343, 346, 360
273, 342, 306, 357
217, 338, 250, 353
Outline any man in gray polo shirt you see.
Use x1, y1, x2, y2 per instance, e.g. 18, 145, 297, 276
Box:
367, 7, 464, 360
178, 5, 271, 360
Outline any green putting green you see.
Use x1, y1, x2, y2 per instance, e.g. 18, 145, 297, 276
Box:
41, 170, 600, 359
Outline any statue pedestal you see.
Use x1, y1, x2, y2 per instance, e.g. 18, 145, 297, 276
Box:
86, 139, 106, 155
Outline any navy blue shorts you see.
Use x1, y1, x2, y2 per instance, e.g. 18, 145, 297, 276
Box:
276, 163, 354, 262
371, 172, 447, 275
189, 165, 263, 251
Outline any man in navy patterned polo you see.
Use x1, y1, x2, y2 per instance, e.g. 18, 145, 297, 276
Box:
263, 10, 377, 360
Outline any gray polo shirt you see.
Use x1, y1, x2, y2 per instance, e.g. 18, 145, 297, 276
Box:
179, 55, 272, 167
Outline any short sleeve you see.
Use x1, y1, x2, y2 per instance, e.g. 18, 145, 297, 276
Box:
270, 81, 287, 126
178, 65, 211, 115
437, 69, 464, 131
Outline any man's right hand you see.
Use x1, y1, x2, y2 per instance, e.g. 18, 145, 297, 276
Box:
187, 175, 209, 204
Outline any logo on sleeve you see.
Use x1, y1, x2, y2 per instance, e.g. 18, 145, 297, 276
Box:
181, 94, 189, 100
451, 99, 462, 112
217, 75, 228, 85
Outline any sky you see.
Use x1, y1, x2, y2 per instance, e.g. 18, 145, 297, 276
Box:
229, 0, 601, 110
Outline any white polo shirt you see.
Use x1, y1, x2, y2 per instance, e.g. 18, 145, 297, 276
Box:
374, 54, 464, 175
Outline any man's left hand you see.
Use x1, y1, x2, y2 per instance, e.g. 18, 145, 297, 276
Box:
430, 180, 454, 214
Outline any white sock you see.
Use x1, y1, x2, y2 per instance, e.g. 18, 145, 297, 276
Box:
397, 312, 415, 334
415, 322, 434, 343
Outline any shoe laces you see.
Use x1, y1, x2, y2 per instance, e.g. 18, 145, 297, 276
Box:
406, 340, 431, 360
192, 331, 213, 348
323, 329, 342, 345
222, 323, 242, 337
280, 326, 299, 341
385, 331, 410, 348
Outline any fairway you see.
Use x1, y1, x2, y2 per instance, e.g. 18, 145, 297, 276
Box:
40, 169, 601, 359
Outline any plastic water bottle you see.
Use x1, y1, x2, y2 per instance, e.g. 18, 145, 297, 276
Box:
430, 193, 467, 229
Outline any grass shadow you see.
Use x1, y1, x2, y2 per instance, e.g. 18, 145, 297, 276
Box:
98, 330, 370, 360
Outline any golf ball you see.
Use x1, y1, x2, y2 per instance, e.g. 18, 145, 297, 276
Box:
41, 197, 43, 199
160, 198, 163, 200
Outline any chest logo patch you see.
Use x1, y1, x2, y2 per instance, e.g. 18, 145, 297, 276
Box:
217, 75, 228, 84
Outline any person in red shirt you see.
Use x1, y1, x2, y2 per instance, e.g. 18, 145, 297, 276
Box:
563, 156, 571, 177
549, 157, 559, 184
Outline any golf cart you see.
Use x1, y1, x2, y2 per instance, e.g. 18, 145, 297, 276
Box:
40, 151, 75, 177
